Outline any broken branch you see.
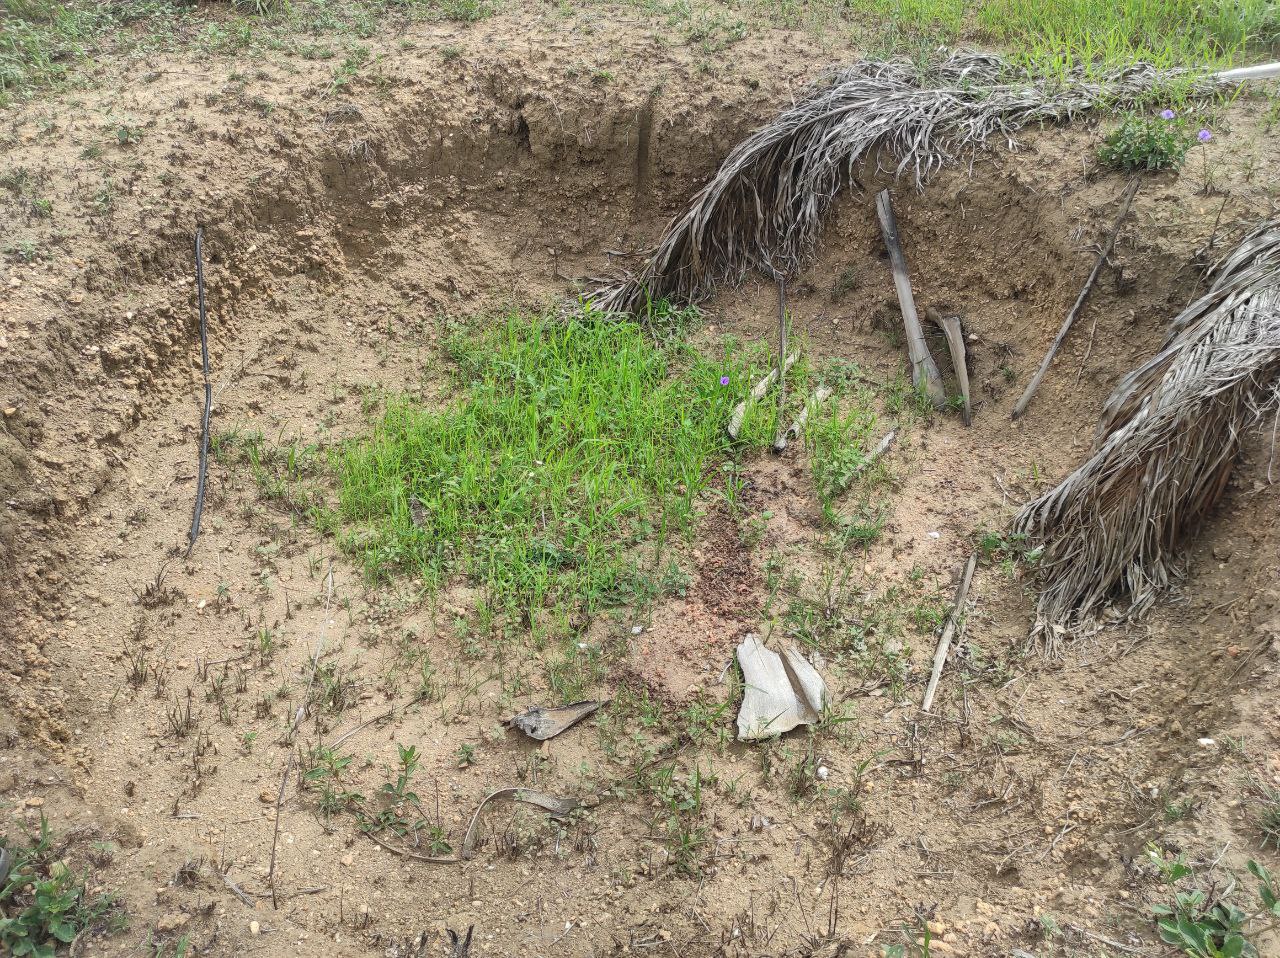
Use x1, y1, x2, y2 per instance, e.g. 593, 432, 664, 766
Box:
1012, 176, 1139, 420
185, 227, 212, 559
921, 552, 978, 713
772, 273, 790, 451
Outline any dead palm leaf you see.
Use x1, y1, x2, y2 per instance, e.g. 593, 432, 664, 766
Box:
591, 51, 1209, 314
1014, 221, 1280, 648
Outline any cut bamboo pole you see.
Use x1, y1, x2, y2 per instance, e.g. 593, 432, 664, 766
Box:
929, 308, 972, 426
773, 386, 832, 453
728, 353, 797, 440
1012, 176, 1139, 420
1213, 62, 1280, 83
876, 189, 945, 408
921, 551, 977, 714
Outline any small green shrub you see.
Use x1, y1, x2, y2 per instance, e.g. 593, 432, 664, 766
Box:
1146, 846, 1280, 958
1098, 111, 1196, 172
806, 394, 878, 503
0, 817, 121, 957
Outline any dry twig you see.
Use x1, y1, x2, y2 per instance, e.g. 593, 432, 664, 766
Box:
186, 227, 212, 558
1012, 177, 1140, 420
921, 552, 977, 712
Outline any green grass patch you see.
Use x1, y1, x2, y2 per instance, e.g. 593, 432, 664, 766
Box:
843, 0, 1279, 77
0, 0, 496, 103
332, 304, 767, 634
972, 0, 1279, 77
5, 0, 1278, 104
0, 816, 122, 957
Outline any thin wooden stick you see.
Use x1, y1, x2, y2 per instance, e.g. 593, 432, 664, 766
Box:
861, 428, 896, 473
328, 692, 428, 751
772, 274, 789, 450
728, 354, 797, 439
876, 190, 944, 407
921, 552, 978, 713
929, 309, 971, 426
1012, 176, 1139, 420
185, 227, 212, 559
267, 751, 294, 910
773, 386, 832, 453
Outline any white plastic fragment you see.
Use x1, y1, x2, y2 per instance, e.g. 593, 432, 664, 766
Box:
735, 633, 828, 741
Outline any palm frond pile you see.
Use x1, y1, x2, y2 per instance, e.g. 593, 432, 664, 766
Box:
593, 51, 1205, 314
1014, 222, 1280, 647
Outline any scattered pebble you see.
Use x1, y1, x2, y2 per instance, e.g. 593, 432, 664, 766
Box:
249, 920, 261, 936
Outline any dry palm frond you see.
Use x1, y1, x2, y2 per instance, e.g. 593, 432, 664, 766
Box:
592, 51, 1206, 314
1014, 221, 1280, 647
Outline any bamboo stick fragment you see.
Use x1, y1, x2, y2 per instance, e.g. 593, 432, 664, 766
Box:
862, 428, 896, 472
875, 189, 945, 407
1012, 177, 1140, 420
773, 386, 832, 453
772, 275, 789, 451
921, 552, 978, 713
728, 353, 797, 439
929, 308, 972, 426
1213, 62, 1280, 83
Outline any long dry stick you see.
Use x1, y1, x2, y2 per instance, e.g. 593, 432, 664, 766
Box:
772, 274, 790, 451
930, 309, 971, 425
876, 190, 945, 407
185, 227, 212, 558
267, 750, 294, 910
1012, 177, 1140, 420
921, 552, 977, 713
327, 693, 429, 751
728, 354, 797, 439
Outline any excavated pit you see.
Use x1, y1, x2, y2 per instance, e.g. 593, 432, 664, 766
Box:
1, 40, 1279, 957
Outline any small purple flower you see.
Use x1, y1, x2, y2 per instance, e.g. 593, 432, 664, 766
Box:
719, 375, 730, 386
1198, 129, 1212, 143
1160, 109, 1175, 120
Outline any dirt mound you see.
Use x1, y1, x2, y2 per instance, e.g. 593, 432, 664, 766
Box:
1, 13, 1278, 958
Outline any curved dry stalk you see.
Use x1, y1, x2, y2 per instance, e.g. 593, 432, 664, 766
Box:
1015, 220, 1280, 647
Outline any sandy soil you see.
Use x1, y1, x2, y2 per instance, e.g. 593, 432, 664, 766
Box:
1, 7, 1279, 957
